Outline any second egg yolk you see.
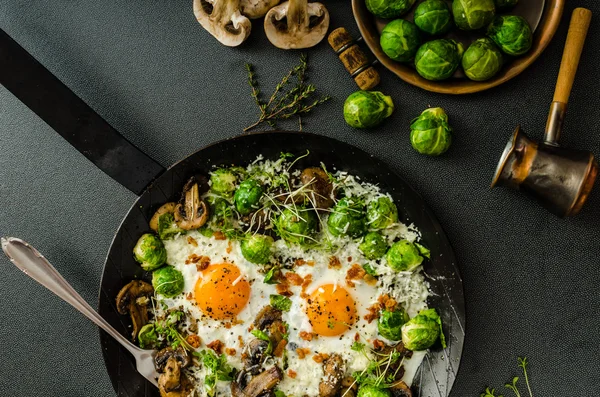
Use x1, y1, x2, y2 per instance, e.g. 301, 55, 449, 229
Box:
305, 284, 357, 336
194, 263, 250, 320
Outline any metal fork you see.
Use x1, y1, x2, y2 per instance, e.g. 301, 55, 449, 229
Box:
1, 237, 159, 387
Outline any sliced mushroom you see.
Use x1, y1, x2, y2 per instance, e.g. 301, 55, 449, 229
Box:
264, 0, 329, 49
158, 357, 194, 397
390, 381, 412, 397
155, 346, 191, 373
116, 280, 154, 341
232, 366, 283, 397
243, 338, 270, 374
193, 0, 252, 47
149, 202, 177, 231
174, 177, 209, 230
319, 354, 344, 397
300, 167, 334, 209
240, 0, 280, 18
253, 305, 283, 330
339, 376, 358, 397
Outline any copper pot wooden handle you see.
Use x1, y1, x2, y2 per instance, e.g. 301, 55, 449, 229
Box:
553, 8, 592, 105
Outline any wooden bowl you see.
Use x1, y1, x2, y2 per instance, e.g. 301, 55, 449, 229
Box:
352, 0, 566, 94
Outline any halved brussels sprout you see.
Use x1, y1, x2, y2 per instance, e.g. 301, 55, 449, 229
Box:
366, 196, 398, 229
365, 0, 416, 18
274, 207, 318, 245
452, 0, 496, 31
494, 0, 518, 10
133, 233, 167, 271
152, 266, 185, 298
414, 0, 453, 36
385, 239, 424, 272
157, 213, 186, 240
414, 39, 463, 81
241, 234, 274, 264
357, 385, 391, 397
344, 91, 394, 129
401, 308, 446, 351
410, 107, 452, 156
487, 15, 533, 56
138, 323, 159, 349
327, 197, 367, 238
378, 308, 409, 340
234, 179, 264, 215
210, 168, 238, 197
462, 38, 504, 81
380, 19, 421, 62
359, 232, 388, 260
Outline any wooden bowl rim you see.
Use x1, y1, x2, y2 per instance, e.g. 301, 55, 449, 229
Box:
352, 0, 566, 95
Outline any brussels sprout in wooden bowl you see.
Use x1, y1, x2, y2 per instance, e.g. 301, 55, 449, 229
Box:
352, 0, 565, 94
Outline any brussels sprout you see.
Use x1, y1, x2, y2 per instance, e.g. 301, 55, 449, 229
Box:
133, 233, 167, 271
157, 213, 186, 240
327, 197, 367, 238
210, 168, 238, 197
241, 234, 273, 264
462, 38, 503, 81
359, 232, 388, 260
365, 0, 416, 18
385, 240, 424, 272
366, 197, 398, 229
274, 207, 318, 245
378, 308, 410, 340
343, 91, 394, 129
401, 308, 446, 351
138, 323, 159, 349
234, 179, 264, 215
209, 196, 233, 225
409, 107, 452, 156
487, 15, 533, 56
380, 19, 421, 62
414, 0, 453, 36
357, 385, 392, 397
452, 0, 496, 31
494, 0, 518, 10
414, 39, 463, 81
152, 266, 185, 298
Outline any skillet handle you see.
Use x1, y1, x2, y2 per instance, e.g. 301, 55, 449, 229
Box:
0, 29, 165, 195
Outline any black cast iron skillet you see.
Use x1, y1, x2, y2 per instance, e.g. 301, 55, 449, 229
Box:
0, 29, 465, 397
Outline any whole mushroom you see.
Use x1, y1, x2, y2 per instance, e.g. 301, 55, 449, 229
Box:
193, 0, 252, 47
264, 0, 330, 49
241, 0, 281, 18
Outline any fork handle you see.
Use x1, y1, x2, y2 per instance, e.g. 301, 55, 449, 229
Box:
1, 237, 142, 356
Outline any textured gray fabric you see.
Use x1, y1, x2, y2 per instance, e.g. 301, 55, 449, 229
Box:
1, 1, 599, 396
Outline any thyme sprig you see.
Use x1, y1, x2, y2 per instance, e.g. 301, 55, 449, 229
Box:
244, 54, 331, 132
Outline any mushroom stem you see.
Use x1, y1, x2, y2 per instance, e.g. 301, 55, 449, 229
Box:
287, 0, 308, 30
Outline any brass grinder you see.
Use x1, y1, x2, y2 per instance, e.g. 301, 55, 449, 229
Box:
492, 8, 597, 217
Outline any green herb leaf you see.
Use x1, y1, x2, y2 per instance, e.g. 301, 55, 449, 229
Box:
263, 267, 279, 284
270, 294, 292, 312
351, 342, 365, 352
363, 264, 377, 276
251, 329, 273, 355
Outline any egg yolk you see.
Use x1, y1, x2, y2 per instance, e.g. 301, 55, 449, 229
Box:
305, 284, 357, 336
194, 263, 250, 320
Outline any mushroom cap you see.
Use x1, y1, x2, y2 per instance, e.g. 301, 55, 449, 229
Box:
193, 0, 252, 47
240, 0, 280, 18
264, 0, 330, 49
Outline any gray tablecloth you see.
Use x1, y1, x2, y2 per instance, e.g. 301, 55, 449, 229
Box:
1, 1, 599, 396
